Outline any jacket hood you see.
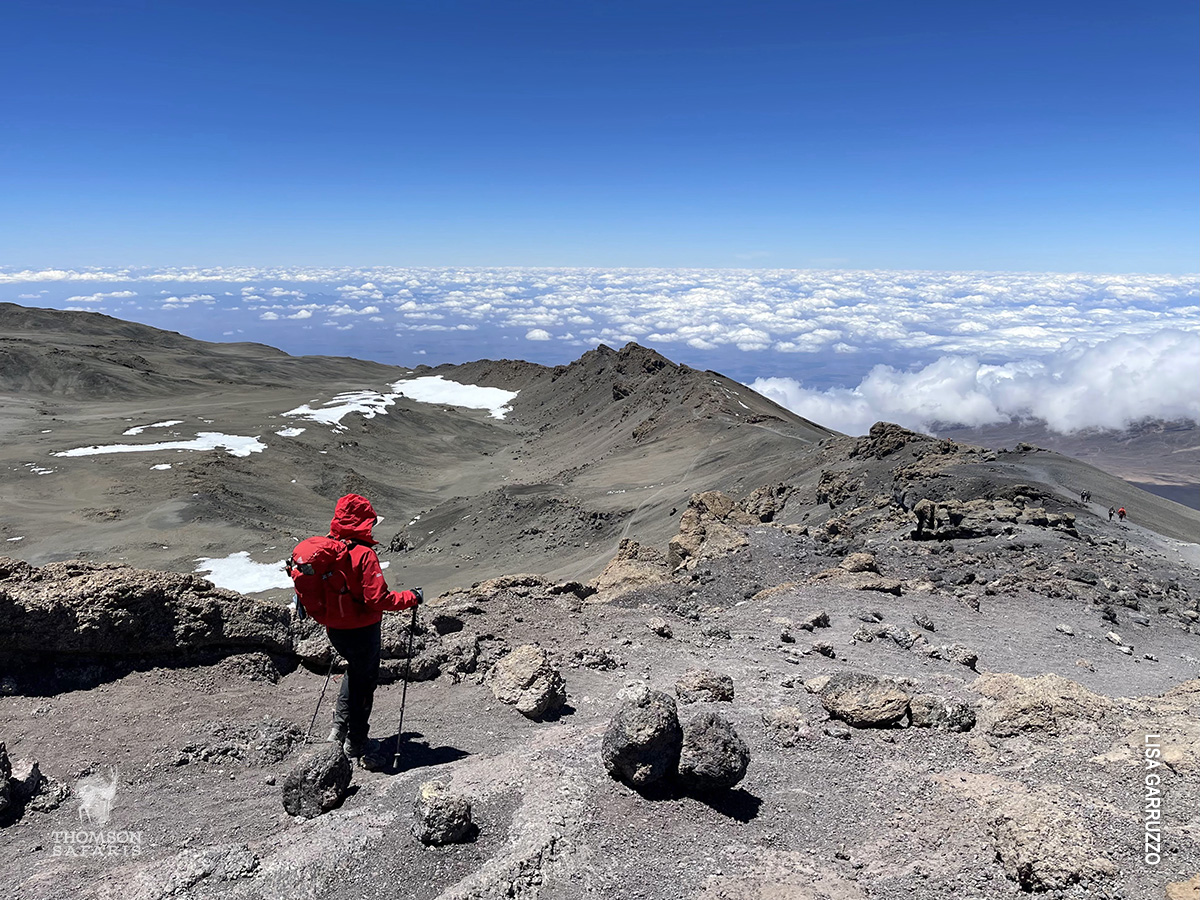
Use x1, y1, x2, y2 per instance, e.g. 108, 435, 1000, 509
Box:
329, 493, 379, 544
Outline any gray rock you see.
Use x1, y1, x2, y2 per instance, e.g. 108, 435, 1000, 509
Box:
1055, 624, 1075, 636
989, 795, 1113, 891
486, 644, 567, 719
601, 688, 682, 788
9, 758, 43, 805
820, 673, 910, 727
798, 610, 830, 631
0, 560, 293, 663
675, 669, 734, 703
909, 694, 976, 731
913, 613, 936, 632
0, 744, 10, 818
811, 641, 836, 658
647, 616, 673, 638
281, 744, 352, 818
762, 706, 813, 747
926, 643, 979, 669
678, 713, 750, 791
412, 780, 474, 845
839, 552, 879, 574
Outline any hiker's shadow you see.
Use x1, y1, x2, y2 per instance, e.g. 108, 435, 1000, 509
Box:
368, 731, 470, 775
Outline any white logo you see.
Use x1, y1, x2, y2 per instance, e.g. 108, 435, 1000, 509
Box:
75, 769, 119, 826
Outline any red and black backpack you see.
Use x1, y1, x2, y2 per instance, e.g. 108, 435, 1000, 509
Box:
286, 536, 359, 624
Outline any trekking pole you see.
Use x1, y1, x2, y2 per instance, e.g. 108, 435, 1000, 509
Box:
305, 650, 338, 745
393, 600, 420, 769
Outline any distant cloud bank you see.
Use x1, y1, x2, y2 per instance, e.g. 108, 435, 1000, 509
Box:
752, 330, 1200, 435
4, 265, 1196, 435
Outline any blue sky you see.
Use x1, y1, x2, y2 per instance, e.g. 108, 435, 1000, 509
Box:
3, 0, 1197, 272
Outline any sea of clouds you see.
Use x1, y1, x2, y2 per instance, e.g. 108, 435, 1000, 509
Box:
4, 265, 1196, 436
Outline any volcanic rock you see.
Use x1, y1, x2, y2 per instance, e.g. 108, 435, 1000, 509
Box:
908, 694, 976, 731
412, 781, 474, 846
667, 491, 752, 569
677, 712, 750, 791
590, 539, 671, 599
0, 558, 293, 664
281, 744, 352, 819
975, 673, 1113, 738
989, 794, 1114, 891
674, 669, 734, 704
820, 673, 911, 727
486, 644, 566, 719
0, 744, 10, 818
601, 688, 682, 788
762, 706, 813, 747
646, 616, 672, 638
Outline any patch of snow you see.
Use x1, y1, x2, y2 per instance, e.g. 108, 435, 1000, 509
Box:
23, 463, 54, 475
53, 432, 267, 458
275, 427, 306, 437
391, 375, 518, 420
194, 551, 291, 594
40, 429, 51, 433
123, 419, 184, 436
151, 463, 172, 470
6, 536, 24, 542
283, 391, 395, 430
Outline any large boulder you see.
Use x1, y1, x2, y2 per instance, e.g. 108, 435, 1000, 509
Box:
601, 689, 683, 788
487, 645, 566, 719
412, 781, 474, 845
675, 669, 734, 704
281, 744, 352, 819
820, 673, 910, 727
678, 713, 750, 791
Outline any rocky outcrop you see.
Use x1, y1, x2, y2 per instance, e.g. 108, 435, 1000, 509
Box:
281, 744, 352, 819
590, 539, 671, 599
974, 673, 1112, 738
0, 557, 293, 667
667, 491, 752, 569
601, 689, 683, 788
486, 645, 566, 720
988, 795, 1114, 891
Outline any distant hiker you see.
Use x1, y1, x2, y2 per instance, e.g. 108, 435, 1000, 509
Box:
1108, 506, 1116, 521
1080, 490, 1091, 504
289, 493, 422, 763
1117, 507, 1127, 522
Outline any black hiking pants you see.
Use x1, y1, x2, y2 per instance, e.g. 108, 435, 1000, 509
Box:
326, 619, 381, 748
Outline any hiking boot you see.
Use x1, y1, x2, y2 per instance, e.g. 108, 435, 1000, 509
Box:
343, 738, 365, 759
327, 725, 347, 744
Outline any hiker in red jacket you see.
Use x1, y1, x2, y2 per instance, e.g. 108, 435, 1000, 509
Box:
323, 493, 421, 762
1117, 507, 1127, 522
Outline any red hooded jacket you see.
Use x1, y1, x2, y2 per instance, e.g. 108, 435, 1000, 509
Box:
321, 493, 419, 630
